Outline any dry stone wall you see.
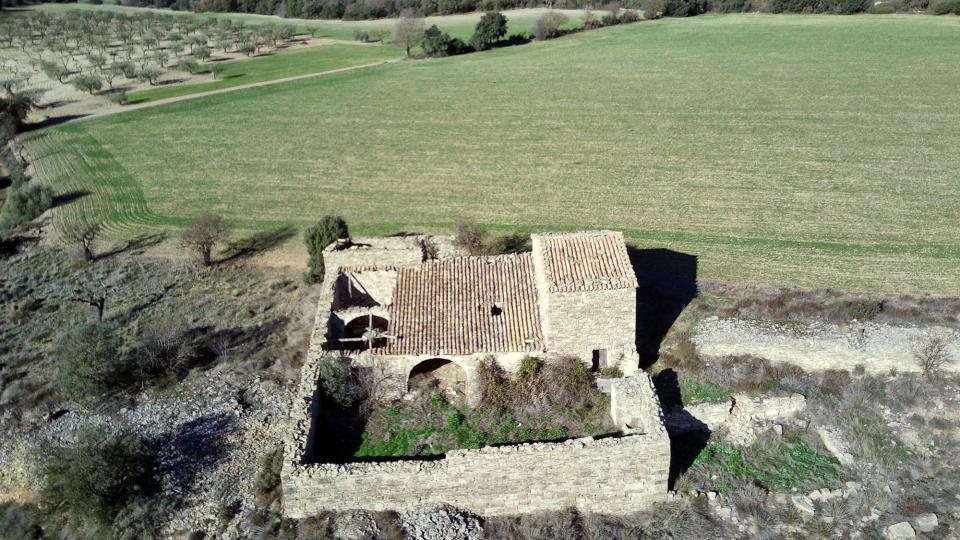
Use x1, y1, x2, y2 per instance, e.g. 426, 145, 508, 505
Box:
283, 432, 669, 518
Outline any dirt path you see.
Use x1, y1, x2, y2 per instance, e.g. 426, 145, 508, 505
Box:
693, 316, 960, 374
68, 58, 402, 122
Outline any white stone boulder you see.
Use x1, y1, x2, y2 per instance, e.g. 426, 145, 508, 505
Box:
914, 513, 938, 533
884, 521, 916, 540
791, 495, 815, 515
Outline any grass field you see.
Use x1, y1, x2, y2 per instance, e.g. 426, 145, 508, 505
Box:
33, 4, 586, 41
24, 14, 960, 294
127, 44, 402, 103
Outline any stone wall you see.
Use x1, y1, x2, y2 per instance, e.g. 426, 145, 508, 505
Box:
353, 351, 541, 405
541, 288, 640, 374
610, 375, 663, 434
283, 432, 669, 518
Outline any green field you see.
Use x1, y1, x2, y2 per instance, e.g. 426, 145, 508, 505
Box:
33, 4, 586, 41
25, 14, 960, 294
127, 44, 402, 103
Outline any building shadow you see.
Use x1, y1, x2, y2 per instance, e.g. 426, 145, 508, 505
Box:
652, 368, 711, 490
305, 383, 367, 464
628, 246, 698, 369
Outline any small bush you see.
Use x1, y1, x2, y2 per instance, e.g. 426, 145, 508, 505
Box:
598, 366, 624, 378
833, 299, 882, 322
518, 356, 544, 379
453, 219, 488, 255
42, 427, 154, 527
0, 183, 55, 229
601, 11, 620, 25
109, 91, 129, 106
138, 316, 196, 383
532, 11, 569, 40
353, 29, 371, 42
930, 0, 960, 12
55, 321, 129, 404
254, 446, 284, 499
318, 354, 354, 407
581, 9, 601, 28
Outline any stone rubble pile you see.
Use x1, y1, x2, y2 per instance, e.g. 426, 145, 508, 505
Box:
398, 504, 484, 540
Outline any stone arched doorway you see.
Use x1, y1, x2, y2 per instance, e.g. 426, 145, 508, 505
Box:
340, 315, 389, 351
408, 358, 468, 404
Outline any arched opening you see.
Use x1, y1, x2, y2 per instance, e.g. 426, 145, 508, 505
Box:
408, 358, 468, 404
340, 315, 389, 351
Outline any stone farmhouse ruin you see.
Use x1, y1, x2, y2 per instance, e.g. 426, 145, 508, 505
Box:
331, 231, 642, 404
282, 231, 670, 518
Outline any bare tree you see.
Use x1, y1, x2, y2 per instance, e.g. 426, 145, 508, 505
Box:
68, 277, 109, 322
914, 336, 955, 379
180, 213, 229, 266
393, 10, 425, 57
62, 221, 102, 261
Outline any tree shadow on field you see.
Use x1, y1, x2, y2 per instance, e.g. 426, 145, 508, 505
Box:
218, 226, 297, 264
98, 232, 167, 259
22, 115, 90, 130
151, 412, 233, 505
155, 78, 188, 86
51, 191, 90, 209
628, 246, 698, 369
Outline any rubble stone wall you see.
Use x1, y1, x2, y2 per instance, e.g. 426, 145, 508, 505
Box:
283, 432, 669, 518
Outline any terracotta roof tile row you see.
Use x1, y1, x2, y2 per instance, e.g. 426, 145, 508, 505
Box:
533, 231, 638, 292
337, 265, 399, 274
375, 254, 544, 356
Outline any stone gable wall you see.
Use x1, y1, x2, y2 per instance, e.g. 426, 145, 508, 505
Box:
542, 288, 640, 373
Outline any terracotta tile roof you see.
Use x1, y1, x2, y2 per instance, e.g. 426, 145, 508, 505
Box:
375, 254, 545, 356
533, 231, 638, 292
337, 265, 398, 274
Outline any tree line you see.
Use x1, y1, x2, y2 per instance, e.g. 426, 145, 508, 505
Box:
45, 0, 959, 20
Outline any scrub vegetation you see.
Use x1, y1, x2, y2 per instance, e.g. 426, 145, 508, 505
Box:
337, 357, 615, 458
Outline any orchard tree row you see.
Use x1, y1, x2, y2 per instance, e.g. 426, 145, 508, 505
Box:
0, 10, 299, 99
